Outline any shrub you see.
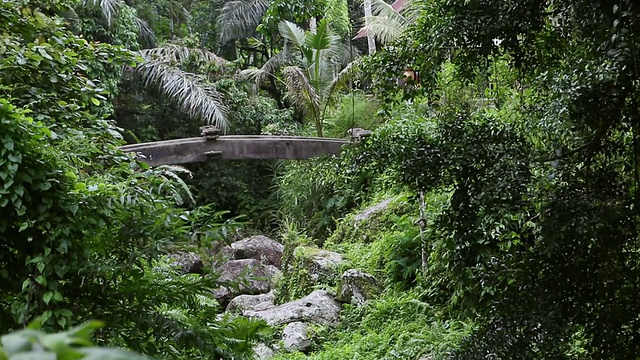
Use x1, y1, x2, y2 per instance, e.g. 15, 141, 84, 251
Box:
323, 92, 382, 139
271, 290, 471, 360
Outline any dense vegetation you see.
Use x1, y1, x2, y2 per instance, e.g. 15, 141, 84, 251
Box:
2, 0, 640, 359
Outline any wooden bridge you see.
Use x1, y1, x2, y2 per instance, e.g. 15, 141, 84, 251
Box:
119, 127, 351, 166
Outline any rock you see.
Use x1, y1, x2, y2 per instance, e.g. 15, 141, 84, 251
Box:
244, 290, 341, 326
282, 322, 312, 353
253, 343, 275, 360
337, 269, 382, 306
228, 235, 285, 268
226, 291, 276, 313
167, 252, 204, 274
293, 246, 346, 283
353, 196, 402, 222
213, 259, 281, 305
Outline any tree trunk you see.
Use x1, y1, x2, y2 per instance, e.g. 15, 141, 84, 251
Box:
418, 191, 428, 275
309, 17, 317, 34
363, 0, 376, 55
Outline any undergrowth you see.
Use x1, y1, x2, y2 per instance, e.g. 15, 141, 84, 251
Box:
273, 289, 471, 360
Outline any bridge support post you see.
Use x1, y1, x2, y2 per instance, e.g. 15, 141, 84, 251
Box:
200, 125, 220, 140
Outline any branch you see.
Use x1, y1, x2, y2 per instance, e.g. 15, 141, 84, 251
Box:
538, 118, 615, 163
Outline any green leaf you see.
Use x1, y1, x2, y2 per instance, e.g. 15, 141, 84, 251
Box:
37, 47, 53, 60
12, 352, 57, 360
26, 256, 42, 265
0, 333, 33, 355
56, 316, 66, 328
18, 222, 29, 232
8, 153, 21, 163
43, 292, 53, 304
41, 311, 52, 324
90, 98, 100, 106
80, 348, 150, 360
4, 138, 13, 151
21, 279, 30, 291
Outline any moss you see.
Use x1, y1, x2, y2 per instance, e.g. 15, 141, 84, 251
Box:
325, 193, 414, 246
336, 270, 382, 305
277, 245, 348, 303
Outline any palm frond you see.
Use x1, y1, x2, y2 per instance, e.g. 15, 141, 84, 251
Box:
338, 42, 360, 67
218, 0, 271, 44
370, 0, 406, 23
361, 15, 406, 45
135, 17, 157, 49
238, 68, 269, 83
153, 165, 195, 206
84, 0, 120, 26
324, 60, 358, 106
282, 66, 321, 121
400, 0, 422, 24
140, 45, 227, 66
358, 0, 414, 45
238, 51, 286, 87
60, 6, 81, 32
306, 19, 342, 55
278, 21, 308, 48
262, 50, 288, 74
134, 60, 228, 129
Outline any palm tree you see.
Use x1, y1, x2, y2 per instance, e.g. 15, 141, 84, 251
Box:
217, 0, 273, 44
357, 0, 418, 46
131, 45, 230, 130
75, 0, 230, 129
363, 0, 376, 54
217, 0, 351, 44
79, 0, 157, 47
241, 19, 357, 137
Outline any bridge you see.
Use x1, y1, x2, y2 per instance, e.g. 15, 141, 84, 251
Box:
119, 127, 351, 166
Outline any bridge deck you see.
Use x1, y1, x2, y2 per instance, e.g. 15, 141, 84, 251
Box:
119, 135, 349, 166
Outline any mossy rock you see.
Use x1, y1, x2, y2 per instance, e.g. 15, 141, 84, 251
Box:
293, 246, 347, 282
327, 194, 412, 245
336, 269, 382, 306
277, 246, 349, 302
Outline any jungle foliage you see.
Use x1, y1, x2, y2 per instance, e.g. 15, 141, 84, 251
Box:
3, 0, 640, 358
344, 0, 640, 357
0, 1, 266, 358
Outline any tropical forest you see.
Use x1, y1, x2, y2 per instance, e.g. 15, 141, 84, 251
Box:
1, 0, 640, 359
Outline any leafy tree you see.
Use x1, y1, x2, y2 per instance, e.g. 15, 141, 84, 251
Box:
351, 0, 640, 357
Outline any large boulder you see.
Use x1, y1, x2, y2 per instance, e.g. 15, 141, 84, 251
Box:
243, 290, 341, 326
282, 322, 312, 353
252, 343, 275, 360
353, 196, 401, 222
336, 269, 382, 306
293, 246, 346, 283
213, 259, 280, 305
226, 291, 276, 313
279, 246, 348, 301
167, 252, 204, 274
227, 235, 284, 268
